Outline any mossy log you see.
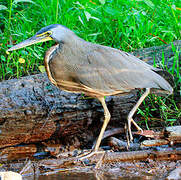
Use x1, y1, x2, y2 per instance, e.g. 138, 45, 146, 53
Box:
0, 40, 180, 149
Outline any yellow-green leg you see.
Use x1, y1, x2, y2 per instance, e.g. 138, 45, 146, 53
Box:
78, 97, 110, 160
127, 88, 150, 142
94, 97, 111, 151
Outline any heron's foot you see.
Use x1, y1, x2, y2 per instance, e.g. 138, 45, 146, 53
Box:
76, 150, 105, 168
77, 150, 105, 160
131, 118, 143, 133
127, 118, 143, 148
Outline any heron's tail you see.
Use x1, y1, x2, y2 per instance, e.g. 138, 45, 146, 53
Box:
152, 69, 174, 95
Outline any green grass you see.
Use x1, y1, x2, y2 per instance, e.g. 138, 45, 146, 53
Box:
0, 0, 180, 127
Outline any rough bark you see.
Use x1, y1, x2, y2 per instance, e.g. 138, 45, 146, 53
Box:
0, 74, 137, 148
0, 40, 180, 148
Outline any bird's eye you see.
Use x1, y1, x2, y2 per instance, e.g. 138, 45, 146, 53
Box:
45, 31, 52, 36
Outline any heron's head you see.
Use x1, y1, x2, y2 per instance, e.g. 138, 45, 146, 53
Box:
7, 24, 72, 52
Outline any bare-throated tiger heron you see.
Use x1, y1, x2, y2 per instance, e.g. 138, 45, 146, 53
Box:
7, 24, 173, 155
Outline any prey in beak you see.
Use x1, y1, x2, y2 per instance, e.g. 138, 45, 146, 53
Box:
7, 31, 53, 52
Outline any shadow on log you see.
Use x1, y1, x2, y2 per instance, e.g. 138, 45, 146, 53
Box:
0, 40, 180, 149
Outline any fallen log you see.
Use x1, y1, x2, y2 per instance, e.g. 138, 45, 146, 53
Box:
0, 74, 138, 148
40, 147, 181, 168
0, 40, 180, 149
0, 125, 181, 161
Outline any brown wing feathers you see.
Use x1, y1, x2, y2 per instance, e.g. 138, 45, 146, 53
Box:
46, 38, 173, 96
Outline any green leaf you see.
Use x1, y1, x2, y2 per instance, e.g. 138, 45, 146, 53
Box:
166, 119, 177, 122
84, 11, 100, 22
104, 6, 120, 16
6, 67, 13, 75
74, 1, 85, 9
0, 5, 8, 10
171, 5, 176, 10
143, 0, 155, 9
1, 55, 6, 62
90, 16, 100, 21
99, 0, 106, 5
13, 0, 35, 4
78, 16, 84, 25
84, 11, 91, 21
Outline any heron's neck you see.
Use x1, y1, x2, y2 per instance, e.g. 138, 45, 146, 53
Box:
60, 33, 89, 52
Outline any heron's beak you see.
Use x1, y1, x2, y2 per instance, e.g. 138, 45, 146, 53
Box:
7, 33, 53, 52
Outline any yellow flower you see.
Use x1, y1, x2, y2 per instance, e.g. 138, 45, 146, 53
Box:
18, 58, 25, 64
6, 51, 10, 55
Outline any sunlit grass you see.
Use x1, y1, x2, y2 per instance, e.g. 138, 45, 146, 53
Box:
137, 44, 180, 128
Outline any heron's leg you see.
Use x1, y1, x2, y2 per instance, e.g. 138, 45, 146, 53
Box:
77, 97, 110, 160
94, 97, 111, 151
127, 88, 150, 141
131, 118, 143, 131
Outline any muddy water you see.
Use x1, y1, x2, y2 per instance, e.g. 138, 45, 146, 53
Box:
38, 172, 150, 180
39, 173, 98, 180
